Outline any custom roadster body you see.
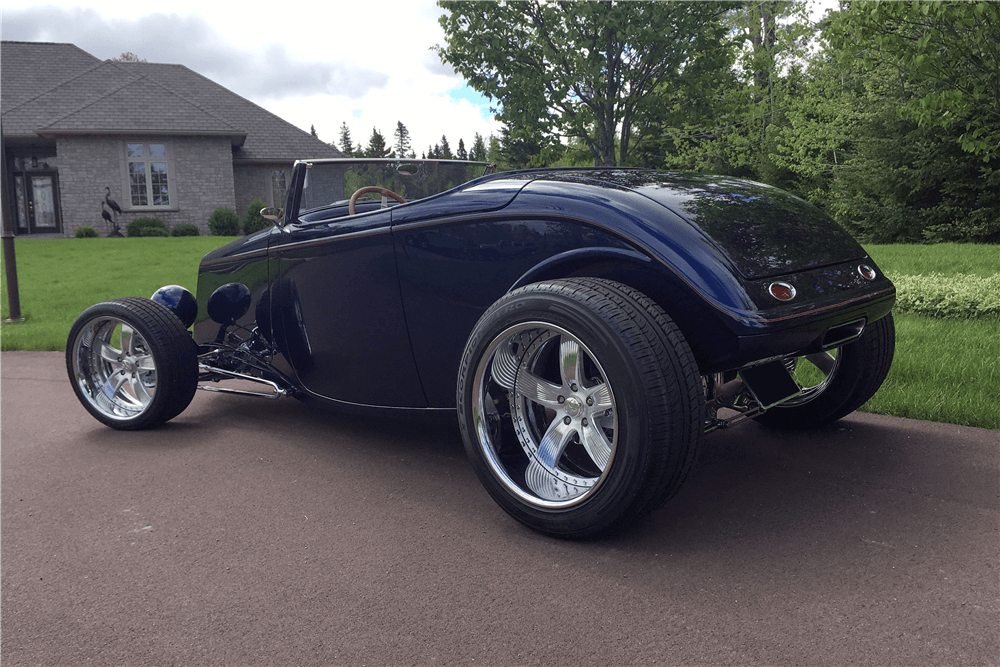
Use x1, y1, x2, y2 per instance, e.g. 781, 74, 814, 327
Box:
67, 158, 895, 537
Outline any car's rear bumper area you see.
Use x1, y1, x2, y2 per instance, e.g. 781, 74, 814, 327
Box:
704, 287, 896, 373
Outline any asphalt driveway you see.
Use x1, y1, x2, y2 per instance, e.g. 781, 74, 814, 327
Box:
2, 351, 997, 666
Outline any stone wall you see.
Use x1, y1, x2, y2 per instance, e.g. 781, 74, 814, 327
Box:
233, 162, 294, 219
55, 135, 235, 237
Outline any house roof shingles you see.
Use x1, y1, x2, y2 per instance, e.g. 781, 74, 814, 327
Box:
1, 41, 339, 161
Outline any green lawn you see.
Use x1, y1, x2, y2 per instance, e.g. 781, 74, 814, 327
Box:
2, 238, 997, 429
1, 237, 236, 351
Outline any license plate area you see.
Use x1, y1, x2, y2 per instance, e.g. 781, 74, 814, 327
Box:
738, 360, 802, 409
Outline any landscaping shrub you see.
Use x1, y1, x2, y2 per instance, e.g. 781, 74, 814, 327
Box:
126, 217, 168, 237
74, 226, 98, 238
243, 198, 270, 235
171, 223, 200, 237
889, 272, 1000, 320
208, 207, 240, 236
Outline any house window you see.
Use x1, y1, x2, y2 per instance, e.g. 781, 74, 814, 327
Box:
126, 142, 171, 207
271, 170, 287, 207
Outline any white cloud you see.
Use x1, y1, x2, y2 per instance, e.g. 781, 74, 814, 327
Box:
3, 0, 501, 153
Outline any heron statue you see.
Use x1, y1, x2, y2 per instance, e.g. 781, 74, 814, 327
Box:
101, 199, 124, 237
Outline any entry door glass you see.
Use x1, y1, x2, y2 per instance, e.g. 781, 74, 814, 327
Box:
13, 175, 29, 233
30, 175, 58, 231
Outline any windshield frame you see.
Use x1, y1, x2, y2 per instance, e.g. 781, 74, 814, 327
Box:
284, 158, 496, 225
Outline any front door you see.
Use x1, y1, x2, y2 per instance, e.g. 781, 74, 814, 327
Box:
13, 172, 62, 234
269, 206, 427, 408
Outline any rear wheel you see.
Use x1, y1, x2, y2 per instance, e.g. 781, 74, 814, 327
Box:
67, 297, 198, 430
754, 313, 895, 429
457, 278, 703, 538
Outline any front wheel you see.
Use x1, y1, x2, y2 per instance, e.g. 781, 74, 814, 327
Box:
457, 278, 703, 538
66, 297, 198, 430
754, 313, 895, 429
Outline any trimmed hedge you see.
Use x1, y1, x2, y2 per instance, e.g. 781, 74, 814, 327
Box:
208, 207, 240, 236
171, 223, 200, 237
126, 217, 168, 237
890, 272, 1000, 320
74, 226, 98, 238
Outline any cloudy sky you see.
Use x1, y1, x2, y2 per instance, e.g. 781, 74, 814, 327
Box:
2, 0, 503, 155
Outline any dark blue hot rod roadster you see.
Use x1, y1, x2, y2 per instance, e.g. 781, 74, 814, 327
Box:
67, 159, 895, 537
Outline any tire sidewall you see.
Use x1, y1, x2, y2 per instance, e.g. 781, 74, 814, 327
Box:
457, 286, 657, 536
67, 298, 196, 430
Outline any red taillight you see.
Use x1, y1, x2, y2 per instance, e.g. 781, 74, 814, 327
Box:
768, 282, 796, 301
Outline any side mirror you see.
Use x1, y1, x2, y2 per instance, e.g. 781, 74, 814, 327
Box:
260, 207, 283, 223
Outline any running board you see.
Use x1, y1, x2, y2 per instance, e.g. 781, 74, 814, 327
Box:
197, 363, 288, 399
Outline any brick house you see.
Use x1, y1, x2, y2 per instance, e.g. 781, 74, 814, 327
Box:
1, 41, 341, 237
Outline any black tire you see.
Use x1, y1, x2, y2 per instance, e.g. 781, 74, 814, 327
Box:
66, 297, 199, 430
754, 312, 895, 429
456, 278, 703, 538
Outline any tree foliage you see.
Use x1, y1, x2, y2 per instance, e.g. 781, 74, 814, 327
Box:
393, 121, 413, 159
112, 51, 146, 62
338, 122, 355, 157
438, 0, 735, 166
832, 1, 1000, 160
363, 127, 392, 158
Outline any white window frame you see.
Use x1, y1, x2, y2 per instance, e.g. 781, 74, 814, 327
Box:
124, 141, 173, 209
270, 169, 288, 208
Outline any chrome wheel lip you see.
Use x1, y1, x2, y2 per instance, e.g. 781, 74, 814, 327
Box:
71, 316, 158, 422
471, 321, 619, 510
780, 349, 842, 407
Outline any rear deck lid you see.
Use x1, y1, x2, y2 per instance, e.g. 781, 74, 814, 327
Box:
554, 170, 867, 280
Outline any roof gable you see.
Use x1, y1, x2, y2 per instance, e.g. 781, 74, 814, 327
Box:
2, 41, 340, 160
40, 75, 243, 138
114, 62, 339, 161
0, 42, 101, 110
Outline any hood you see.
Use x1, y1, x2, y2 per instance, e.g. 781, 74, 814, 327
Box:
538, 170, 867, 280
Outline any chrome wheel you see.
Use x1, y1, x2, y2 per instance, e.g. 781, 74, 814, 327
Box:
71, 316, 158, 421
755, 313, 895, 429
781, 349, 842, 406
66, 297, 198, 430
472, 322, 618, 508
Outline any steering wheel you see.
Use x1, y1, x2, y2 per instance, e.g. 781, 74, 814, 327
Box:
348, 186, 406, 215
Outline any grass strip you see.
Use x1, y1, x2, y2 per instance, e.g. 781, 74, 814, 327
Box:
861, 313, 999, 430
2, 237, 236, 351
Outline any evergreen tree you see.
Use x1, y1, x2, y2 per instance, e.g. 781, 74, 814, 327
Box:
456, 138, 468, 160
338, 122, 355, 156
469, 133, 487, 161
364, 127, 392, 158
393, 121, 413, 160
438, 135, 453, 159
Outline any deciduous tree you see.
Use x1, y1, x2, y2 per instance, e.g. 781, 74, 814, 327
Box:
437, 0, 734, 166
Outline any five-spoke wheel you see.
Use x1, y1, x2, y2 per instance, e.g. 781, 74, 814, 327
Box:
67, 298, 198, 430
458, 278, 703, 538
473, 322, 619, 507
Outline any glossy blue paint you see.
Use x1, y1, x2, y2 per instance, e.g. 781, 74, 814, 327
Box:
191, 162, 895, 410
